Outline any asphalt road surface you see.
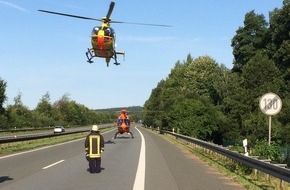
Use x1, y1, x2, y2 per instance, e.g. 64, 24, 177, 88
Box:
0, 125, 245, 190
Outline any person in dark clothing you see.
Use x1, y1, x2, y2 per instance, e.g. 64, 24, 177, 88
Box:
85, 125, 105, 173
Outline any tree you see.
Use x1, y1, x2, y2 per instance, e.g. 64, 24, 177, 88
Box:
0, 78, 7, 114
183, 56, 217, 98
268, 3, 290, 93
268, 3, 290, 67
66, 101, 90, 125
241, 51, 283, 112
168, 99, 223, 141
143, 55, 227, 142
52, 93, 72, 125
34, 92, 54, 127
35, 92, 52, 116
6, 92, 33, 128
231, 11, 269, 72
143, 80, 166, 128
0, 78, 8, 128
283, 0, 290, 5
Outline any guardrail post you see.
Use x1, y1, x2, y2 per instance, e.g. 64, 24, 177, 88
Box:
254, 169, 258, 180
280, 179, 284, 190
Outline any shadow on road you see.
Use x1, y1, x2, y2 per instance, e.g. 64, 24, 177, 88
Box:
105, 140, 116, 144
0, 176, 13, 183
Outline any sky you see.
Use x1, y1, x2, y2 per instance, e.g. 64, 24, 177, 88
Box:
0, 0, 283, 110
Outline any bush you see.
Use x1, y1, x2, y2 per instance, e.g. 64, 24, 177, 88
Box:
252, 140, 281, 162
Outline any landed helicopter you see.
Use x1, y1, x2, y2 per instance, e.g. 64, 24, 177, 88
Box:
114, 109, 134, 139
38, 2, 171, 67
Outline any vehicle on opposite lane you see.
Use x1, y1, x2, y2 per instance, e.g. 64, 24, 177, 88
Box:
53, 126, 65, 133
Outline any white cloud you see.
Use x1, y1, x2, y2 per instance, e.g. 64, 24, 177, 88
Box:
0, 1, 28, 12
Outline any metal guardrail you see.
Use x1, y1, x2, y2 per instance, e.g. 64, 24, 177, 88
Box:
0, 127, 51, 133
0, 130, 89, 144
165, 131, 290, 183
0, 125, 114, 144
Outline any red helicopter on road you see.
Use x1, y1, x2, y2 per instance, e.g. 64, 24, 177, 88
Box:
38, 1, 171, 67
114, 109, 134, 139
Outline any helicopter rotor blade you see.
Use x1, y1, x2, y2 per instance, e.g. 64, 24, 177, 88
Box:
38, 10, 102, 22
105, 2, 115, 22
110, 20, 172, 27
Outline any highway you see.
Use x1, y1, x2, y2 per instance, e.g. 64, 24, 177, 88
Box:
0, 125, 245, 190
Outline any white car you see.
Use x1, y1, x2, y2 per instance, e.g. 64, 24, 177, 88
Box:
53, 126, 65, 133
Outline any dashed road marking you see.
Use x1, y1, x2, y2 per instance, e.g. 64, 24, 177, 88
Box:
42, 159, 65, 169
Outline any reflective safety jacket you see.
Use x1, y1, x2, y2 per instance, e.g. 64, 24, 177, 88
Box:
85, 132, 104, 158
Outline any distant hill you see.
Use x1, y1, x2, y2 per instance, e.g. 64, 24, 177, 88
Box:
94, 106, 143, 114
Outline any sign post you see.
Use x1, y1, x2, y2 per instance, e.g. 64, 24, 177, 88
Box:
259, 93, 282, 146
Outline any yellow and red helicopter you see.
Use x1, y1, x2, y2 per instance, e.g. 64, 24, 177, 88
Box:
38, 2, 171, 67
114, 109, 134, 139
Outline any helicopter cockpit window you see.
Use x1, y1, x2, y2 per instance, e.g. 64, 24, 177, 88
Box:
91, 27, 115, 37
117, 119, 123, 126
105, 28, 115, 37
124, 119, 130, 126
92, 27, 101, 35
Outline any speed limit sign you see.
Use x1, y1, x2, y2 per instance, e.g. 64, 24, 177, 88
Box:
259, 92, 282, 116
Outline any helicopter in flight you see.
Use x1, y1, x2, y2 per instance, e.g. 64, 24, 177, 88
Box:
38, 2, 171, 67
114, 109, 134, 139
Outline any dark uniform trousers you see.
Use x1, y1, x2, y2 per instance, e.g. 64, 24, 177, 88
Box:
86, 156, 101, 173
85, 133, 104, 173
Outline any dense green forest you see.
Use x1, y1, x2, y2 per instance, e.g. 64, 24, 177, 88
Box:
142, 1, 290, 146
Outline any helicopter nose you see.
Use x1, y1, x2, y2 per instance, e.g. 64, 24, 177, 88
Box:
121, 122, 126, 129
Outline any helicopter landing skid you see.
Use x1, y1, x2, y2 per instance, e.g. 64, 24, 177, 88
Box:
86, 48, 95, 64
112, 51, 121, 66
86, 48, 121, 66
114, 132, 134, 139
114, 51, 125, 66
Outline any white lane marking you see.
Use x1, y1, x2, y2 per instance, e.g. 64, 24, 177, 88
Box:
0, 128, 115, 160
133, 126, 146, 190
0, 139, 81, 160
42, 159, 65, 169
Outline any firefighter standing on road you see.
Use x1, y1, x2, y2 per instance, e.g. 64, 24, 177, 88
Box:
85, 125, 104, 173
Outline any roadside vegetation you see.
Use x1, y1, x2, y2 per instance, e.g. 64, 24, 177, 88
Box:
142, 1, 290, 167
